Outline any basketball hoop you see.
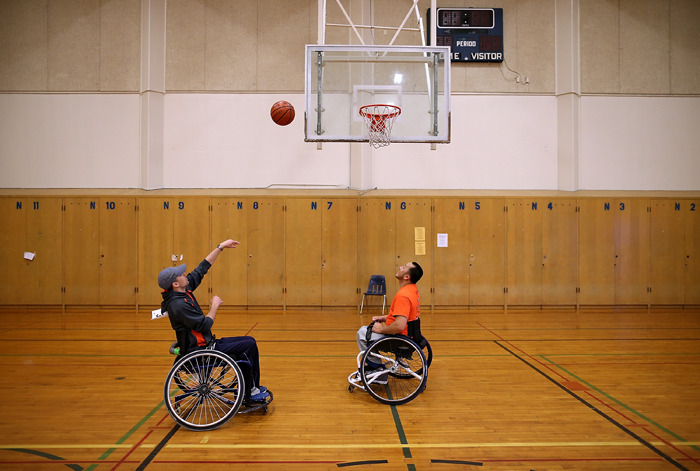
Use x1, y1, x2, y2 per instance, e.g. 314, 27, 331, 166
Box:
359, 104, 402, 148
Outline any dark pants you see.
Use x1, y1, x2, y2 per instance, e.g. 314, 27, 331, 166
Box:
214, 336, 261, 392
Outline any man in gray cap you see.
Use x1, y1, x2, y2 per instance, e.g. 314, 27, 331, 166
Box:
159, 239, 268, 402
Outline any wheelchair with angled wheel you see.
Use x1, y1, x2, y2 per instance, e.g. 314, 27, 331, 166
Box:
348, 318, 432, 405
164, 342, 273, 431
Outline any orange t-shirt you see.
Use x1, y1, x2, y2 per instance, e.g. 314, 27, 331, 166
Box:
386, 283, 421, 336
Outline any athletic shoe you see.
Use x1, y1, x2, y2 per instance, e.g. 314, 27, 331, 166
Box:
249, 389, 270, 402
365, 365, 388, 385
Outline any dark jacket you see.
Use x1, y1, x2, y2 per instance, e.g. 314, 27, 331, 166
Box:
161, 259, 214, 355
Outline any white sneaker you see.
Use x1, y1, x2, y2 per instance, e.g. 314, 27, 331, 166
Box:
366, 366, 388, 385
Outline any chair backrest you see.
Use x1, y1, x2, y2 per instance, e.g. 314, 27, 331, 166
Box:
407, 318, 426, 347
367, 275, 386, 295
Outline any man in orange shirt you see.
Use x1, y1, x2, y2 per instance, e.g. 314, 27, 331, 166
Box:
356, 261, 423, 353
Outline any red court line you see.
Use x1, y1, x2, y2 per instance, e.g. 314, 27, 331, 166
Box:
111, 429, 154, 471
583, 390, 642, 426
155, 412, 171, 427
480, 457, 671, 464
153, 460, 343, 465
550, 362, 700, 366
641, 426, 700, 465
245, 321, 259, 336
476, 322, 569, 381
0, 461, 139, 466
482, 323, 695, 470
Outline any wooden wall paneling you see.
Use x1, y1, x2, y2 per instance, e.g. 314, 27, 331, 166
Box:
63, 198, 100, 305
613, 198, 649, 305
650, 199, 685, 304
358, 199, 397, 309
0, 198, 29, 304
26, 198, 63, 304
284, 198, 322, 306
321, 198, 358, 306
685, 199, 700, 305
469, 198, 506, 306
578, 198, 615, 305
432, 198, 470, 307
541, 198, 578, 305
394, 198, 432, 306
99, 198, 137, 305
246, 198, 284, 306
173, 197, 211, 304
137, 198, 175, 306
506, 199, 543, 306
211, 198, 248, 306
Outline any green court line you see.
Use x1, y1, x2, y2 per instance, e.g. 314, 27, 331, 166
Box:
384, 385, 415, 470
88, 400, 166, 470
541, 355, 700, 453
389, 404, 412, 460
1, 402, 165, 471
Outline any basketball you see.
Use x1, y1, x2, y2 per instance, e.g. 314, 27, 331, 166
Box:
270, 101, 295, 126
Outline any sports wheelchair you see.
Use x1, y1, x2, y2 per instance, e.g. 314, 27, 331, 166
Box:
348, 318, 432, 405
164, 342, 272, 431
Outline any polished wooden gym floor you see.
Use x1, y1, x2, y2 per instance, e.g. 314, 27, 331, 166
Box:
1, 306, 699, 471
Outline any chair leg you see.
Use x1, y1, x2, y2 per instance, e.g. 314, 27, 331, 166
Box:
381, 295, 385, 315
360, 294, 366, 314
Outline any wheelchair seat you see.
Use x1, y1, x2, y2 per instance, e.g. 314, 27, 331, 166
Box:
348, 319, 432, 405
164, 342, 272, 431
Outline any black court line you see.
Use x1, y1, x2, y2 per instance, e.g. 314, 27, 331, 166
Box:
7, 449, 83, 471
494, 340, 689, 471
135, 423, 180, 471
337, 459, 389, 467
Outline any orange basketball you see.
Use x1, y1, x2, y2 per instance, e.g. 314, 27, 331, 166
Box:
270, 100, 295, 126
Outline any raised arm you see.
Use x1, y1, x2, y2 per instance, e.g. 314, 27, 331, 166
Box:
205, 239, 240, 265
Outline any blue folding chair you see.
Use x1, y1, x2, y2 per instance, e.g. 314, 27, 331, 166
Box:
360, 275, 386, 315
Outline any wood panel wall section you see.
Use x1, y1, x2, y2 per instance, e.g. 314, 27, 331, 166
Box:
0, 193, 697, 310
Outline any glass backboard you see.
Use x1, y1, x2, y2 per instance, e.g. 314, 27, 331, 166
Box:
305, 45, 451, 144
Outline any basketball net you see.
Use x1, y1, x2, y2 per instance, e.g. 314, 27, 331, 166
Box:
359, 104, 402, 148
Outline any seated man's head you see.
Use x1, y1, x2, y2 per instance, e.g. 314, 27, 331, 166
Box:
396, 261, 423, 284
158, 264, 188, 291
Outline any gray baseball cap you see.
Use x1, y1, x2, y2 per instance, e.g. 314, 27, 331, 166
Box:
158, 264, 187, 290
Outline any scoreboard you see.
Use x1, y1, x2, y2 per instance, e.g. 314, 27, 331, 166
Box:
427, 8, 504, 63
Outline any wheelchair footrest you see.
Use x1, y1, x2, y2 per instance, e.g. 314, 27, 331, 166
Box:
240, 390, 273, 414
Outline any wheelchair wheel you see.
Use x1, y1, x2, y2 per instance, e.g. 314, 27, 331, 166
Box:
360, 336, 428, 405
164, 350, 245, 431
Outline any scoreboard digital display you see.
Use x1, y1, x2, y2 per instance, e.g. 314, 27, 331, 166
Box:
427, 8, 504, 63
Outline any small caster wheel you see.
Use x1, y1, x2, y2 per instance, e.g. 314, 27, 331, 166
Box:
348, 385, 355, 392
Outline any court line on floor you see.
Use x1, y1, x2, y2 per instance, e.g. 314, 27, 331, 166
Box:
541, 354, 700, 455
485, 337, 690, 471
8, 441, 700, 450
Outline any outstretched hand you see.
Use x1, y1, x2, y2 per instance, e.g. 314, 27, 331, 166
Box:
219, 239, 240, 249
